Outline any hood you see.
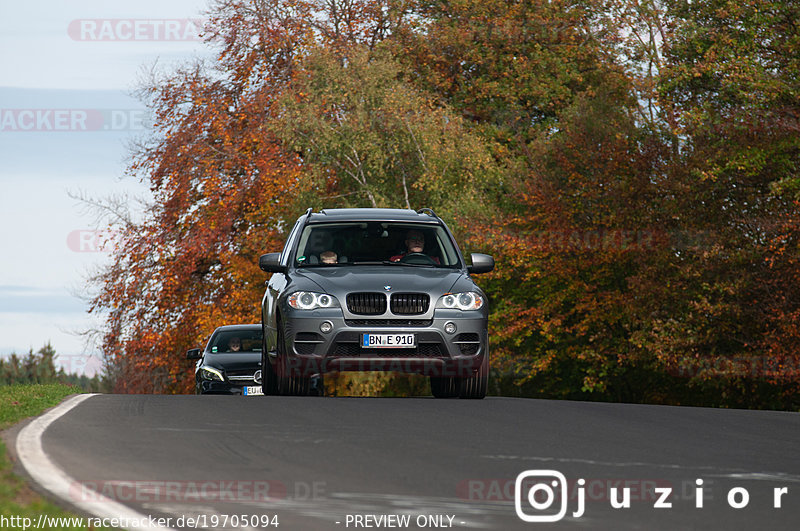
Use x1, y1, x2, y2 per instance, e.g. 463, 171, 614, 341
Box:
295, 265, 466, 296
203, 351, 261, 372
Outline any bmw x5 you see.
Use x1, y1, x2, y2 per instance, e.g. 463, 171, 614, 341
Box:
258, 208, 494, 398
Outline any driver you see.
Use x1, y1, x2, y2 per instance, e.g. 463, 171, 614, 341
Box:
228, 337, 242, 352
320, 250, 338, 264
390, 229, 439, 263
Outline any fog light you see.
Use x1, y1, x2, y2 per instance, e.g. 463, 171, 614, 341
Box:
320, 321, 333, 334
444, 322, 457, 334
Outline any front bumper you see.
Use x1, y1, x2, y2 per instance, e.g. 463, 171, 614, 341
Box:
280, 309, 488, 377
197, 380, 246, 395
196, 369, 262, 394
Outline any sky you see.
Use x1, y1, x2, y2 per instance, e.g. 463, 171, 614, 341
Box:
0, 0, 215, 375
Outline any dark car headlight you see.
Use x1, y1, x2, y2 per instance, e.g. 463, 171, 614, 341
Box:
436, 291, 485, 311
288, 291, 340, 310
200, 367, 224, 381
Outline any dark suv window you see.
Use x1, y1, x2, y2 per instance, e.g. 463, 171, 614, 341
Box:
294, 222, 461, 267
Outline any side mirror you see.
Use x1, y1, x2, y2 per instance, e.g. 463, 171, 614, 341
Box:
467, 253, 494, 274
259, 252, 286, 273
186, 348, 202, 360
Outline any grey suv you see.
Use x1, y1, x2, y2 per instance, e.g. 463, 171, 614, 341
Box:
258, 208, 494, 398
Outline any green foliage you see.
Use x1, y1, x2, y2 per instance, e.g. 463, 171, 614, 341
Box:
0, 384, 116, 530
0, 344, 106, 392
272, 47, 500, 220
0, 383, 77, 428
632, 0, 800, 404
417, 0, 800, 409
393, 0, 630, 148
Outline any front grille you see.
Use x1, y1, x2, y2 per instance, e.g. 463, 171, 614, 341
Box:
454, 333, 481, 355
330, 343, 445, 358
417, 343, 446, 356
294, 332, 324, 355
295, 343, 317, 355
347, 292, 387, 315
227, 368, 258, 377
345, 319, 433, 327
228, 374, 257, 382
390, 293, 430, 315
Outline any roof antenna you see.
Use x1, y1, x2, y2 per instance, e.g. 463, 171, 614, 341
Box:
417, 208, 438, 219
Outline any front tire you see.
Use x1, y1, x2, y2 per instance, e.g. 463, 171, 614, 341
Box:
275, 323, 310, 396
457, 353, 489, 399
261, 337, 278, 395
430, 376, 458, 398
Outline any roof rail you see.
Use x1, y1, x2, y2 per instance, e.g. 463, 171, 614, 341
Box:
417, 207, 438, 219
299, 207, 314, 231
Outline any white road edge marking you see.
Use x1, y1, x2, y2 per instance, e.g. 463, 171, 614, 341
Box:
16, 393, 178, 531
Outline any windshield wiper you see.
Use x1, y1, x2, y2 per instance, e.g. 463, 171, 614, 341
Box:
345, 260, 435, 267
381, 261, 435, 268
297, 262, 343, 267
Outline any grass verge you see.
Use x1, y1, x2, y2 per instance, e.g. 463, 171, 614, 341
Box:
0, 383, 112, 529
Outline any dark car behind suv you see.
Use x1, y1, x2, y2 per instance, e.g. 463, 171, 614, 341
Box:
187, 324, 264, 395
259, 208, 494, 398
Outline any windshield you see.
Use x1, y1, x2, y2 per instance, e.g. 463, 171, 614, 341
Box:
207, 329, 262, 353
295, 222, 461, 267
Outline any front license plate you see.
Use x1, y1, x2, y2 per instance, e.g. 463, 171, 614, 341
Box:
361, 333, 416, 348
243, 386, 263, 396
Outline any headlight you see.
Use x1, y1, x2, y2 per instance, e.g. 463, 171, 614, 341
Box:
436, 291, 485, 311
200, 367, 224, 381
287, 291, 339, 310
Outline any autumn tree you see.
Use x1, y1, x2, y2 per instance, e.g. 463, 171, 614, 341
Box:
271, 46, 499, 217
392, 0, 629, 149
393, 0, 800, 407
633, 0, 800, 405
93, 0, 319, 392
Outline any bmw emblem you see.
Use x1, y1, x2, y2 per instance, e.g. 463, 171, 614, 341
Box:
384, 285, 392, 291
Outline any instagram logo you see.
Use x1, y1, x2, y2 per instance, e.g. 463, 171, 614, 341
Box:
515, 470, 569, 522
512, 470, 791, 522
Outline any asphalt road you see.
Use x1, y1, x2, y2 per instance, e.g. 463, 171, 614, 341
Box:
26, 395, 800, 530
